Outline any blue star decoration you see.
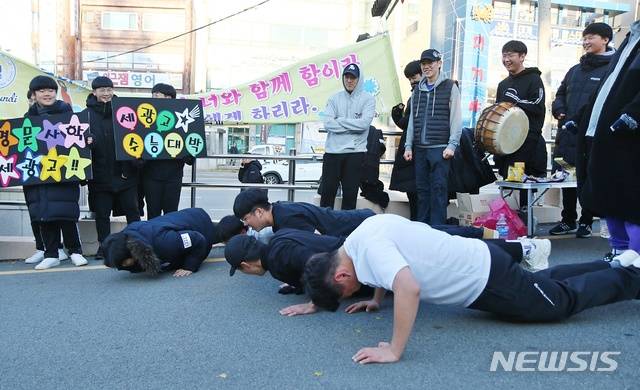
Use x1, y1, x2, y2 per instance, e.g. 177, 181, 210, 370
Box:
16, 150, 42, 182
363, 78, 380, 96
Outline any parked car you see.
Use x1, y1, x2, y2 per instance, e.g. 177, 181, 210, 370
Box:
261, 155, 323, 184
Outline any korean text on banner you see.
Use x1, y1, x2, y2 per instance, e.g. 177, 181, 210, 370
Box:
190, 34, 401, 124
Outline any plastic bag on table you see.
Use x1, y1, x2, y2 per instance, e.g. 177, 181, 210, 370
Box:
473, 197, 527, 239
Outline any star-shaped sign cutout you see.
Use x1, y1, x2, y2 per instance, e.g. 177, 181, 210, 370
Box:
16, 150, 43, 183
175, 108, 195, 133
12, 118, 42, 153
63, 147, 92, 181
59, 114, 90, 148
0, 121, 19, 157
0, 154, 21, 187
40, 147, 68, 182
37, 119, 65, 150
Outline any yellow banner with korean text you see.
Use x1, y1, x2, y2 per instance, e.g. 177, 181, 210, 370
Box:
188, 34, 402, 124
0, 51, 91, 119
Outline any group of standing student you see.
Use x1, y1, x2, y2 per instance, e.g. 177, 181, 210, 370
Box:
22, 75, 185, 267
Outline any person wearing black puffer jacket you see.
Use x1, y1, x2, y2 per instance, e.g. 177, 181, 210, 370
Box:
549, 23, 614, 238
140, 83, 194, 219
86, 76, 140, 258
23, 75, 88, 270
390, 60, 422, 220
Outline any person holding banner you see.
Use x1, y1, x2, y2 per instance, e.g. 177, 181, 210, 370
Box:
86, 76, 141, 259
23, 75, 88, 269
320, 63, 376, 210
140, 83, 194, 219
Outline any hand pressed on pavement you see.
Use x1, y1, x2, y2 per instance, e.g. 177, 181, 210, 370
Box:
352, 342, 400, 365
279, 301, 317, 317
345, 300, 380, 314
173, 269, 193, 277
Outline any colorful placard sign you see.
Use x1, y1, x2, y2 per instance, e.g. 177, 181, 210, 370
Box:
111, 97, 206, 160
0, 111, 92, 187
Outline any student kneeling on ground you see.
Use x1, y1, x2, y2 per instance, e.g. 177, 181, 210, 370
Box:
102, 208, 220, 277
304, 214, 640, 364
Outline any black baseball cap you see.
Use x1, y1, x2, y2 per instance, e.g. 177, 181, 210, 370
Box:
225, 235, 265, 276
420, 49, 442, 62
233, 188, 269, 218
343, 63, 360, 78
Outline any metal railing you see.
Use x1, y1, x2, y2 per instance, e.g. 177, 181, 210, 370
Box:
188, 149, 328, 206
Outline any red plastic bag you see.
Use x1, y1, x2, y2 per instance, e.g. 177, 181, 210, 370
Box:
473, 198, 526, 239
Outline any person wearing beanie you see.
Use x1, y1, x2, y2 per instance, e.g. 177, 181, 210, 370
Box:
550, 22, 614, 239
404, 49, 462, 225
86, 76, 141, 259
577, 20, 640, 267
23, 75, 89, 269
389, 60, 422, 220
140, 83, 194, 219
102, 208, 219, 277
320, 63, 376, 210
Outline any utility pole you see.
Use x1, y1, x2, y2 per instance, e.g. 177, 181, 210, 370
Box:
537, 0, 553, 139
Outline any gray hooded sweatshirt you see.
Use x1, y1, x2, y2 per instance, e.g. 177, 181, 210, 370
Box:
405, 70, 462, 151
322, 67, 376, 154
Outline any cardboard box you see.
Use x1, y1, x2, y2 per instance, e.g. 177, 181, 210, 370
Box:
456, 192, 519, 214
458, 211, 488, 226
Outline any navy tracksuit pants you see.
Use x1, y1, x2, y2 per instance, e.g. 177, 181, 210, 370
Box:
469, 242, 640, 322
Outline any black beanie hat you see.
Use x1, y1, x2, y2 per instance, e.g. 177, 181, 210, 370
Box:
583, 22, 613, 42
29, 75, 58, 92
151, 83, 176, 98
91, 76, 114, 90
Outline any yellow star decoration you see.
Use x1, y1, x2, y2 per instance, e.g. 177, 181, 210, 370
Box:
40, 147, 68, 182
63, 146, 92, 180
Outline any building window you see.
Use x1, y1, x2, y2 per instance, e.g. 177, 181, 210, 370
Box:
559, 7, 581, 27
101, 11, 138, 31
142, 13, 185, 33
517, 1, 537, 23
493, 0, 512, 20
406, 21, 418, 36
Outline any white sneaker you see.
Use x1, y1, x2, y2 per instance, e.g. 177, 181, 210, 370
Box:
58, 248, 69, 261
34, 257, 61, 270
521, 238, 551, 272
632, 256, 640, 269
25, 250, 45, 264
612, 250, 640, 267
70, 253, 88, 267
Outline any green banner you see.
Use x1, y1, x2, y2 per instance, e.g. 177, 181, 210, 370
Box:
190, 34, 402, 124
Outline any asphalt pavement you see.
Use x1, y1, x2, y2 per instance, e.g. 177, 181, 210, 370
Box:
1, 234, 639, 389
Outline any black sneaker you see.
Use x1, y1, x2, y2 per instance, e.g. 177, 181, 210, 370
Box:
576, 224, 592, 238
94, 246, 104, 260
549, 222, 577, 235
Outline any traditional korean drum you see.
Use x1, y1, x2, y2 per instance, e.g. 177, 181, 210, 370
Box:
474, 102, 529, 155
